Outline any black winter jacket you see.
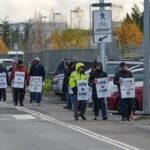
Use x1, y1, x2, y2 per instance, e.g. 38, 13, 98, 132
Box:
29, 64, 45, 82
113, 70, 133, 93
89, 70, 108, 99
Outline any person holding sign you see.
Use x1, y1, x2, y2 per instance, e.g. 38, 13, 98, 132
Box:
9, 59, 30, 106
0, 61, 8, 101
29, 57, 45, 105
89, 62, 108, 120
113, 62, 134, 121
69, 63, 88, 121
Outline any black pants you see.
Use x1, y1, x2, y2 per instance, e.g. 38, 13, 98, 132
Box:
93, 97, 107, 118
73, 95, 87, 119
0, 89, 6, 101
13, 88, 25, 106
121, 98, 133, 119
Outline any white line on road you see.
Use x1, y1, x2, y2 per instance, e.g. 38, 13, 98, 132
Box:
16, 107, 140, 150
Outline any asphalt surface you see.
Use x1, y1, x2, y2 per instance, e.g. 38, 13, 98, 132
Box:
0, 92, 150, 150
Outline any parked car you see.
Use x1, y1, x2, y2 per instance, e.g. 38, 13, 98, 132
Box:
0, 58, 14, 71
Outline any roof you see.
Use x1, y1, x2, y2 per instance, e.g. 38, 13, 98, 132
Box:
7, 51, 24, 55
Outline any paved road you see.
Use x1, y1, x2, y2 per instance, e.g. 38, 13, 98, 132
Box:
0, 92, 150, 150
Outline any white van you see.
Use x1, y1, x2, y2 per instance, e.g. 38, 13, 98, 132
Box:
0, 58, 14, 71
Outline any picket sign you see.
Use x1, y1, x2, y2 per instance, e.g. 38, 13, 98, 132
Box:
77, 80, 89, 101
0, 73, 7, 89
96, 77, 108, 98
13, 72, 25, 88
120, 78, 135, 98
29, 76, 42, 92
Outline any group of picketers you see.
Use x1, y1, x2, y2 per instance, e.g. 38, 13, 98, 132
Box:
63, 60, 134, 121
0, 57, 45, 107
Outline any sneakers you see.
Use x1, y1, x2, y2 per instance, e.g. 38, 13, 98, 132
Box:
102, 116, 108, 120
94, 116, 97, 120
79, 114, 86, 120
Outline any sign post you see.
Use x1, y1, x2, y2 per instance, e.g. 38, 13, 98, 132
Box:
92, 0, 112, 71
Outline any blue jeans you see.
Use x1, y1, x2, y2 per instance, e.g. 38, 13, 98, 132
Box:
30, 92, 42, 103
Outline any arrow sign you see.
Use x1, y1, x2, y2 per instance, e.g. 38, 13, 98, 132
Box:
99, 36, 108, 41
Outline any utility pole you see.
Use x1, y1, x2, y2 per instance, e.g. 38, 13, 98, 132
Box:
99, 0, 106, 71
143, 0, 150, 114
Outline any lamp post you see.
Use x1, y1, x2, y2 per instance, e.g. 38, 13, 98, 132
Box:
70, 10, 78, 29
53, 13, 61, 31
143, 0, 150, 114
41, 16, 47, 50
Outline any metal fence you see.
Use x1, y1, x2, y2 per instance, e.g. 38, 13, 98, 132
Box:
0, 47, 143, 74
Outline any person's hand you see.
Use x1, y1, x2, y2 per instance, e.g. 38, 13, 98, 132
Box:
93, 79, 97, 84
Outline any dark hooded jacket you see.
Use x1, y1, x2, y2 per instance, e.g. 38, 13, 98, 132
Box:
89, 63, 108, 99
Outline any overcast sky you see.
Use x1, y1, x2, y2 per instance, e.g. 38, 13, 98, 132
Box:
0, 0, 142, 28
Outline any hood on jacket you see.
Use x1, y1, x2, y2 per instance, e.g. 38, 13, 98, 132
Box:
75, 63, 85, 71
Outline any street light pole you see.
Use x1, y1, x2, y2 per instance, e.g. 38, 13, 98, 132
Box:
53, 13, 61, 31
70, 10, 78, 29
143, 0, 150, 114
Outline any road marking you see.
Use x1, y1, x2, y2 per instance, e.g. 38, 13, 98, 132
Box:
16, 107, 140, 150
12, 114, 36, 120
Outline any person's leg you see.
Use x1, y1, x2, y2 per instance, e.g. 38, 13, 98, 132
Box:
2, 89, 6, 101
93, 98, 100, 119
0, 89, 2, 101
19, 89, 25, 106
127, 98, 133, 121
121, 99, 127, 120
99, 98, 107, 120
13, 88, 18, 106
73, 95, 79, 120
79, 100, 87, 120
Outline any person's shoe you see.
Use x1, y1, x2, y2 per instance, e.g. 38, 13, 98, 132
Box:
20, 103, 24, 107
79, 114, 86, 120
94, 116, 97, 120
75, 118, 79, 121
126, 118, 130, 121
63, 105, 69, 109
102, 116, 108, 120
122, 118, 125, 121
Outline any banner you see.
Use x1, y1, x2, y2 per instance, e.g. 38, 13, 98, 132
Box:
13, 72, 25, 88
29, 76, 42, 92
0, 73, 7, 89
120, 78, 135, 98
77, 80, 89, 101
96, 77, 108, 98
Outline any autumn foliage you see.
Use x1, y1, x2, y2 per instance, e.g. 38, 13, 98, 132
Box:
114, 21, 143, 48
0, 39, 8, 54
50, 29, 90, 49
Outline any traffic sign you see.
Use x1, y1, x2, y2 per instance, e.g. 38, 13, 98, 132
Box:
92, 10, 112, 43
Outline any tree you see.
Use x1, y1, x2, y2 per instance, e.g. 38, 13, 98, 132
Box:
1, 19, 10, 48
124, 4, 143, 32
114, 21, 143, 53
0, 38, 8, 53
50, 29, 90, 49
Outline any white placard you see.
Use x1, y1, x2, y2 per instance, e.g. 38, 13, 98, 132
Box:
96, 78, 108, 98
0, 73, 7, 88
120, 78, 135, 98
29, 76, 42, 92
77, 80, 89, 101
13, 72, 25, 88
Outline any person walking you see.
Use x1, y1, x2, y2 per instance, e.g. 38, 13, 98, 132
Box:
9, 59, 30, 106
69, 62, 88, 121
89, 62, 108, 120
113, 62, 134, 121
0, 61, 8, 101
63, 61, 74, 110
29, 57, 45, 105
